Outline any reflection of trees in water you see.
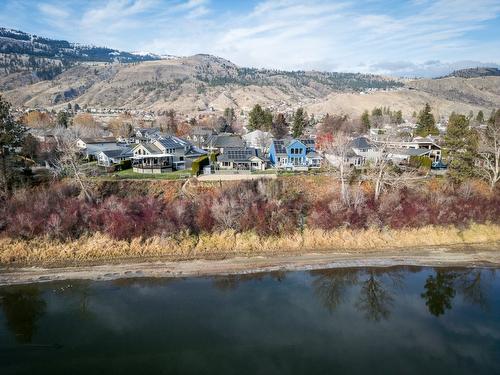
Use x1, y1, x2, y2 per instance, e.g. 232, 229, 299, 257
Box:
212, 271, 287, 292
421, 271, 456, 317
311, 268, 403, 321
355, 272, 394, 321
312, 269, 358, 313
0, 286, 46, 343
312, 267, 495, 321
421, 268, 495, 317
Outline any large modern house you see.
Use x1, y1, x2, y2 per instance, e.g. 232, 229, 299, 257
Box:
130, 135, 207, 173
269, 138, 322, 170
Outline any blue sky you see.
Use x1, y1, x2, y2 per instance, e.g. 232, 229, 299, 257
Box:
1, 0, 500, 77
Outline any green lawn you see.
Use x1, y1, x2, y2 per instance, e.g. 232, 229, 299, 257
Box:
106, 169, 192, 180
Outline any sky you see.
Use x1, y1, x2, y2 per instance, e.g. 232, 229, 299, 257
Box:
1, 0, 500, 77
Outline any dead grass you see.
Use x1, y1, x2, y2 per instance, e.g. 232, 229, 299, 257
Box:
0, 224, 499, 266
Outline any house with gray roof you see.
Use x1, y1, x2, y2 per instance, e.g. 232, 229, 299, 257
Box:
202, 134, 245, 153
269, 138, 322, 170
153, 136, 207, 170
97, 146, 133, 167
216, 147, 267, 171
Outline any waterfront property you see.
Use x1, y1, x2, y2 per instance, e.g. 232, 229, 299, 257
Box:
375, 136, 442, 162
131, 143, 173, 173
96, 146, 133, 167
216, 146, 267, 171
76, 137, 123, 160
269, 138, 322, 170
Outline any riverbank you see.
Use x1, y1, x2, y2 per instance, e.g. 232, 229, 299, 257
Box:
1, 243, 499, 286
0, 223, 499, 285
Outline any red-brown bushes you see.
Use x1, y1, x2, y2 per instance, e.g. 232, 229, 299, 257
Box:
1, 179, 498, 241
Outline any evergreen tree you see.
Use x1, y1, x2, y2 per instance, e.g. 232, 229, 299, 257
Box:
444, 113, 478, 184
292, 108, 306, 138
216, 116, 230, 133
57, 111, 69, 128
416, 103, 439, 137
371, 107, 383, 117
223, 107, 235, 127
475, 110, 484, 124
391, 110, 403, 125
361, 110, 370, 129
271, 113, 289, 139
248, 105, 273, 131
0, 96, 26, 196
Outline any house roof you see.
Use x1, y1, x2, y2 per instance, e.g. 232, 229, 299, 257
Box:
156, 136, 188, 149
350, 137, 372, 150
387, 148, 431, 156
136, 127, 160, 135
218, 147, 258, 162
100, 147, 133, 158
79, 137, 116, 144
205, 134, 245, 148
134, 142, 162, 154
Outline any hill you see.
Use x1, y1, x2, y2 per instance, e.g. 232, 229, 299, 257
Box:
443, 67, 500, 79
0, 27, 160, 90
1, 27, 499, 118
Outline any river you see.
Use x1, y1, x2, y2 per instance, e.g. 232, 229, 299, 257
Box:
0, 266, 499, 374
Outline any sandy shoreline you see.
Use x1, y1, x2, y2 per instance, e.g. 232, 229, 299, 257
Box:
1, 244, 499, 286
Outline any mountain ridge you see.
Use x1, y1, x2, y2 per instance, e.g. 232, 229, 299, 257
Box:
1, 27, 499, 117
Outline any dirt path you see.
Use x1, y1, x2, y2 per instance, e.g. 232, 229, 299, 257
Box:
1, 245, 499, 286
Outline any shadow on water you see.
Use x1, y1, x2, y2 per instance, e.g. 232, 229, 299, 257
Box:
0, 286, 46, 344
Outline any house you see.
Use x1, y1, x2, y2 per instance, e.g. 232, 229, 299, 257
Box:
386, 147, 432, 164
242, 130, 273, 152
216, 147, 267, 171
350, 137, 382, 163
135, 127, 161, 139
202, 134, 245, 153
131, 143, 173, 174
76, 137, 125, 160
269, 138, 322, 170
76, 137, 117, 149
185, 127, 217, 147
375, 136, 442, 162
133, 127, 162, 143
153, 136, 206, 170
97, 147, 133, 167
130, 136, 206, 173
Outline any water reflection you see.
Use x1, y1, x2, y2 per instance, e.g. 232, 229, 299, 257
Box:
312, 268, 403, 321
421, 268, 495, 316
0, 286, 46, 343
0, 267, 496, 347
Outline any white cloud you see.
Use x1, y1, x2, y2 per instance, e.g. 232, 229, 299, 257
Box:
7, 0, 500, 76
38, 3, 69, 19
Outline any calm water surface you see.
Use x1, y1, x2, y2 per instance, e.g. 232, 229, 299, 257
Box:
0, 266, 499, 375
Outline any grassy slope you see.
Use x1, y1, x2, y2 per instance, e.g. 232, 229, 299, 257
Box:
1, 224, 499, 266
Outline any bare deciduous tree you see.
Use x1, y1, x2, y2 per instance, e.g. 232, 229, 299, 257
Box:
324, 132, 352, 204
477, 112, 500, 191
365, 143, 417, 201
52, 131, 93, 202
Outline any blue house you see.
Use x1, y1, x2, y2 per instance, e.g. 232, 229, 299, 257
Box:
269, 138, 322, 170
